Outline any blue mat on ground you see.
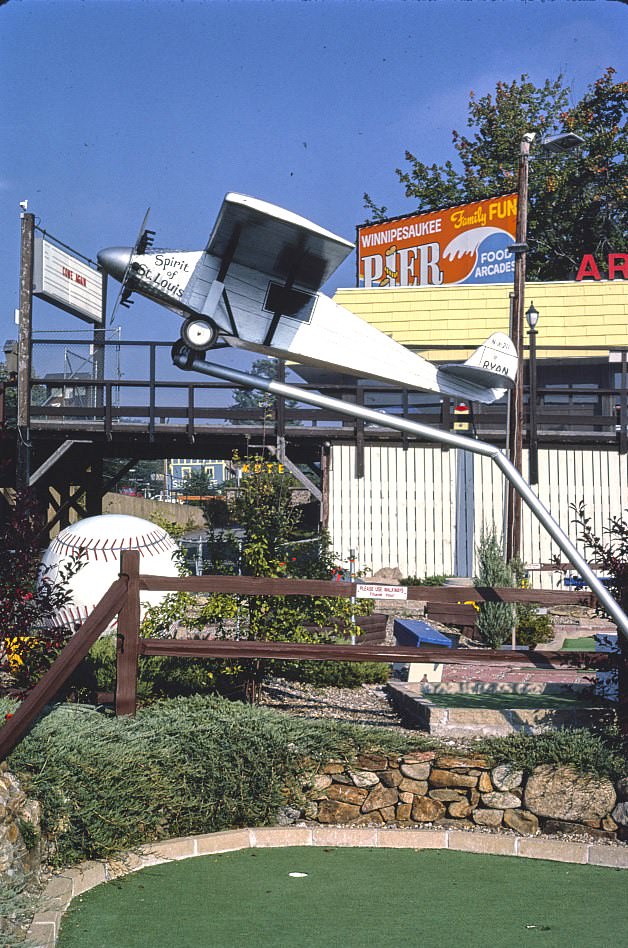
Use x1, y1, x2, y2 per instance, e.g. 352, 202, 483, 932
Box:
393, 618, 457, 648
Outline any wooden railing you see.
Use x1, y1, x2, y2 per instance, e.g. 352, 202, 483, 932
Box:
6, 337, 628, 446
0, 550, 612, 760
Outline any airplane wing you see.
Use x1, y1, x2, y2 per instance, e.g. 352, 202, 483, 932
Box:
206, 193, 354, 291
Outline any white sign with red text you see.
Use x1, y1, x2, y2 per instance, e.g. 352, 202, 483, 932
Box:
33, 238, 104, 324
356, 583, 408, 601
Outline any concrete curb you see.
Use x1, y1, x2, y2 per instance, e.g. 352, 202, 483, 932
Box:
27, 825, 628, 947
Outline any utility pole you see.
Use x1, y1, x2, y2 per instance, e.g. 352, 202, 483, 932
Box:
506, 134, 532, 562
16, 211, 35, 490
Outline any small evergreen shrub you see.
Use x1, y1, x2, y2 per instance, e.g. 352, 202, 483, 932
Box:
474, 528, 514, 648
515, 603, 554, 648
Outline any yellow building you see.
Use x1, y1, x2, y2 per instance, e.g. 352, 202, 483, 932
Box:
325, 278, 628, 582
334, 279, 628, 362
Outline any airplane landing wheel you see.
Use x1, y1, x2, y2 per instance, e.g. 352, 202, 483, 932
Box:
171, 338, 200, 370
181, 316, 219, 352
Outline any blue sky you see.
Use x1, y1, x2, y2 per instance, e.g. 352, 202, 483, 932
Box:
1, 0, 626, 353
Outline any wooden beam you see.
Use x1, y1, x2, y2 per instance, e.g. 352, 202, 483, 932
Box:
115, 550, 141, 716
137, 574, 595, 607
139, 638, 610, 669
0, 578, 128, 761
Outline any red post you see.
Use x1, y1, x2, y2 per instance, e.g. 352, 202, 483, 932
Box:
116, 549, 141, 716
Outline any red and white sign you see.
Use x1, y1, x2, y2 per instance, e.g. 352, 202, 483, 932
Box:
33, 237, 104, 323
575, 253, 627, 282
356, 583, 408, 601
357, 194, 518, 288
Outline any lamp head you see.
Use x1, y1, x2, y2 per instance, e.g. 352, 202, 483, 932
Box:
526, 301, 540, 329
540, 132, 585, 155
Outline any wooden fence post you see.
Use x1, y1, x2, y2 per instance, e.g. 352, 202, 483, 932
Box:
116, 549, 141, 716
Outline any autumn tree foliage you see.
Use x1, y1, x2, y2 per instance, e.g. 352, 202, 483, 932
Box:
365, 68, 627, 280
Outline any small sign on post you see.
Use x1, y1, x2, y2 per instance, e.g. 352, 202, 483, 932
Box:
356, 584, 408, 601
32, 237, 104, 324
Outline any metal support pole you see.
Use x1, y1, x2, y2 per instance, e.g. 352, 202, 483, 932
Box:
506, 136, 531, 561
92, 273, 106, 412
17, 212, 35, 489
172, 346, 628, 643
349, 547, 356, 644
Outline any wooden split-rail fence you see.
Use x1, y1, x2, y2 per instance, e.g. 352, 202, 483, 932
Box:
0, 550, 618, 761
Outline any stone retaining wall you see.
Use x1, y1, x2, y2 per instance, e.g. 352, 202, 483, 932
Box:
298, 753, 628, 841
0, 762, 40, 879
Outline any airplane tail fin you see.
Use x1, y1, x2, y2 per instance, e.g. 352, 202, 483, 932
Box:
439, 332, 517, 395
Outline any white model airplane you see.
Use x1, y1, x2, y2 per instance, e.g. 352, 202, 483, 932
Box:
98, 193, 517, 403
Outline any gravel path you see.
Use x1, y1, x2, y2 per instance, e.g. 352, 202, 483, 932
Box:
259, 677, 411, 731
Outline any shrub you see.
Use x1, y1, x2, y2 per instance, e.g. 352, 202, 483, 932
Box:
515, 603, 554, 648
478, 727, 627, 781
278, 661, 391, 688
474, 528, 514, 648
0, 489, 82, 692
4, 697, 430, 867
71, 636, 245, 704
400, 574, 449, 586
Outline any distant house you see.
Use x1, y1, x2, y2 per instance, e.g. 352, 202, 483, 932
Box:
167, 457, 235, 491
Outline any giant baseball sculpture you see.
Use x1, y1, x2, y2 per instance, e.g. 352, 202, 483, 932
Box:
39, 514, 180, 629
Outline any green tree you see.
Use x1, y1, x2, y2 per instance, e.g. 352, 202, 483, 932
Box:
474, 528, 515, 648
231, 357, 279, 426
233, 456, 301, 577
231, 357, 301, 426
181, 469, 213, 503
366, 68, 627, 280
194, 457, 373, 700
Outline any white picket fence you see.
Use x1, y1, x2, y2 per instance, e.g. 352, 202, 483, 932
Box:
328, 444, 628, 586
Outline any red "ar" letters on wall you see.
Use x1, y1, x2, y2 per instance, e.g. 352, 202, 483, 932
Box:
576, 253, 628, 281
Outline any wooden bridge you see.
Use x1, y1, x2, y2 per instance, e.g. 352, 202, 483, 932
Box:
2, 336, 627, 535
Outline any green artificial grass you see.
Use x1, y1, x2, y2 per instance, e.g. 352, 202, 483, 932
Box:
561, 636, 598, 651
56, 847, 628, 948
426, 692, 607, 710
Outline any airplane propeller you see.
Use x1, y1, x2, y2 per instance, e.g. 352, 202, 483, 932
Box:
109, 208, 155, 324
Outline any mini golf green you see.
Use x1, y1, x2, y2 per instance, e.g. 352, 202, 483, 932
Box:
561, 636, 597, 651
57, 847, 627, 948
426, 692, 607, 710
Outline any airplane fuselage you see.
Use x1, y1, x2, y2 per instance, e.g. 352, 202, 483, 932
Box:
98, 193, 517, 405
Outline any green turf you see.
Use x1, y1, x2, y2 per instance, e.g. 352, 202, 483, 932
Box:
426, 692, 605, 710
56, 847, 628, 948
561, 636, 597, 651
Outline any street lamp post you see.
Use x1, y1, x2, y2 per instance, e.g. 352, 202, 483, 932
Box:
505, 133, 533, 562
505, 130, 584, 561
526, 302, 540, 485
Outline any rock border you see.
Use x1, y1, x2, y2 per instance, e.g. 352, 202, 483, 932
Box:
28, 825, 628, 948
